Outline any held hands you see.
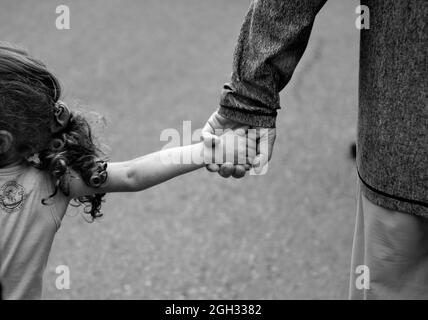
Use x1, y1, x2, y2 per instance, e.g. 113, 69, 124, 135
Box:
202, 111, 276, 178
202, 128, 256, 178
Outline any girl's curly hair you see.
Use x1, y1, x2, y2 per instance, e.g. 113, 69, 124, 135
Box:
0, 42, 107, 221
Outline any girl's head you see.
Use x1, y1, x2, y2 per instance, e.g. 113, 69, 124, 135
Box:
0, 42, 107, 220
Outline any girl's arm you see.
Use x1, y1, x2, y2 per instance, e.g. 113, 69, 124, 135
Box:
67, 142, 205, 198
66, 129, 255, 199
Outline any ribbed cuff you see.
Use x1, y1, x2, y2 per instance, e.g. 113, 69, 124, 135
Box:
219, 106, 276, 128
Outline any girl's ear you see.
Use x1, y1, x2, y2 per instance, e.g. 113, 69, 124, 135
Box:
51, 101, 71, 133
0, 130, 14, 154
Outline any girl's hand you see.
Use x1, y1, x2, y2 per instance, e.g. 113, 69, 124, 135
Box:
203, 128, 257, 177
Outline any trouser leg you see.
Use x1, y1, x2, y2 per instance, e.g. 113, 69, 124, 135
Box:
349, 180, 428, 299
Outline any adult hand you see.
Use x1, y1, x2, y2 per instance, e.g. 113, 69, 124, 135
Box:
202, 111, 248, 178
201, 110, 276, 178
252, 126, 276, 175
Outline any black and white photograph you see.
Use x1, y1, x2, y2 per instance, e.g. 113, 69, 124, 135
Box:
0, 0, 427, 305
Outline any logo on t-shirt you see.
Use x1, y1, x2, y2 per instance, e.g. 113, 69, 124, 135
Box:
0, 181, 26, 214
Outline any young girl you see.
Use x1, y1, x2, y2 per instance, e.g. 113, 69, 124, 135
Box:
0, 43, 254, 299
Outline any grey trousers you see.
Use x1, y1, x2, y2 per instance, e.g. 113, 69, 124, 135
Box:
349, 180, 428, 299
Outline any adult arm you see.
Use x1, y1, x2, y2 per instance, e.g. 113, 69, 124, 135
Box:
219, 0, 327, 128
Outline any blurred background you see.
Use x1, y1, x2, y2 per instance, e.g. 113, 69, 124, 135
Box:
0, 0, 359, 299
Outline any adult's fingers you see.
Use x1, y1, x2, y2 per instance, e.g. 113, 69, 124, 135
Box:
232, 165, 246, 178
253, 153, 269, 174
206, 163, 220, 172
218, 162, 235, 178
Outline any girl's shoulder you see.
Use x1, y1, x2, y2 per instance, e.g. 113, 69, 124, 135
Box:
24, 165, 70, 222
0, 164, 69, 228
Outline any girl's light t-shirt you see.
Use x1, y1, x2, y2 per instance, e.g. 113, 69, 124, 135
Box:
0, 163, 67, 300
